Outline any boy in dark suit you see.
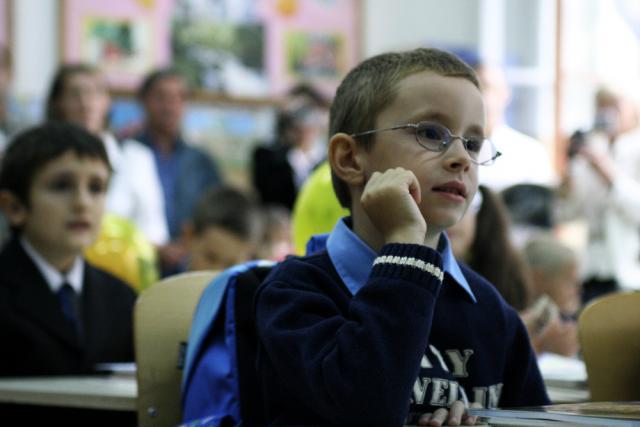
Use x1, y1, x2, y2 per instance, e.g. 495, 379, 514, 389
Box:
0, 122, 137, 423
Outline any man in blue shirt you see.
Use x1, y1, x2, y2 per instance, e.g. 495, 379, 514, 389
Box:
137, 69, 222, 274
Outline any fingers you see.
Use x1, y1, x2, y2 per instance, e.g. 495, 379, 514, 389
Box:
361, 167, 426, 245
417, 407, 448, 426
418, 401, 482, 427
462, 401, 483, 425
445, 400, 466, 426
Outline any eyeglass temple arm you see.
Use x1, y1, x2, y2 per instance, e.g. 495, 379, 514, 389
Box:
350, 124, 415, 138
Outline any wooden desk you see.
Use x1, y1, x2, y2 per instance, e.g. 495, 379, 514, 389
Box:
0, 375, 137, 411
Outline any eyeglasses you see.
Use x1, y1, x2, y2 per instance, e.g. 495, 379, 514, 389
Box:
350, 121, 502, 166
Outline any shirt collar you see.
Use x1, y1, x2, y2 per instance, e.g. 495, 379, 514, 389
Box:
137, 130, 185, 153
325, 218, 476, 302
20, 237, 84, 294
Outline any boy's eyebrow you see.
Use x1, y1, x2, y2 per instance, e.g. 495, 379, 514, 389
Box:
406, 110, 486, 137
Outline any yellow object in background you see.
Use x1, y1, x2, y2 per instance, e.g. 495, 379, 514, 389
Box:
85, 213, 159, 293
276, 0, 299, 16
292, 162, 349, 255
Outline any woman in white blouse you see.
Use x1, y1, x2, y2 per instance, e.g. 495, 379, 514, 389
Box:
46, 64, 168, 245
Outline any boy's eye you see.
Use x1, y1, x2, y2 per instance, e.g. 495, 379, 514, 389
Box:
89, 178, 107, 195
48, 177, 73, 192
416, 124, 447, 142
464, 138, 484, 153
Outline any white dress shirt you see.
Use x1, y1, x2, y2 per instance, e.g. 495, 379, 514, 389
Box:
480, 124, 557, 192
555, 130, 640, 290
20, 237, 84, 294
103, 132, 169, 245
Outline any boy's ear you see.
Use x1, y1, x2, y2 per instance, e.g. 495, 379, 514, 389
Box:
0, 190, 27, 227
328, 133, 367, 187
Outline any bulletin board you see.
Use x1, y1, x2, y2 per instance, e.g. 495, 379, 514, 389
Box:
60, 0, 361, 97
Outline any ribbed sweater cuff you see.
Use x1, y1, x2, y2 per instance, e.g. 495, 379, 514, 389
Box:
371, 243, 444, 286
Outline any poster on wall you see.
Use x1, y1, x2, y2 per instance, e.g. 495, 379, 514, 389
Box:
171, 0, 360, 98
60, 0, 173, 90
172, 0, 268, 97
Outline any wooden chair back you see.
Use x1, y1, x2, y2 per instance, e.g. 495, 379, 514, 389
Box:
578, 291, 640, 401
134, 271, 217, 427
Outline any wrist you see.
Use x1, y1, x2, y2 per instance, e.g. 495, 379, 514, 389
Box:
384, 228, 426, 245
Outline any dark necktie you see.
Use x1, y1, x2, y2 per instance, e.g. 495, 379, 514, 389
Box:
58, 283, 82, 338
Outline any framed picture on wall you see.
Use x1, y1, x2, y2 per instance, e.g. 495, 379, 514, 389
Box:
59, 0, 174, 90
171, 0, 361, 98
263, 0, 361, 96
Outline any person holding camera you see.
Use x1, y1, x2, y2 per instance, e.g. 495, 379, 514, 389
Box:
556, 87, 640, 303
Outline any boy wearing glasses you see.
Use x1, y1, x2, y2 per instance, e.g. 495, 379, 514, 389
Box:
254, 48, 548, 426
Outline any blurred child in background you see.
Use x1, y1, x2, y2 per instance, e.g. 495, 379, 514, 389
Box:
448, 185, 579, 357
46, 64, 168, 247
523, 234, 582, 320
256, 205, 294, 261
182, 186, 262, 271
0, 123, 136, 425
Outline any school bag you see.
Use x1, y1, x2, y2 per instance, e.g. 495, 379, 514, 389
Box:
180, 260, 275, 427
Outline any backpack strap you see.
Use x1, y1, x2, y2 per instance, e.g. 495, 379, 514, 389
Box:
181, 261, 274, 419
234, 266, 275, 426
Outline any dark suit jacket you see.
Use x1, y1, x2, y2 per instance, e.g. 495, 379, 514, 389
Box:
0, 238, 137, 376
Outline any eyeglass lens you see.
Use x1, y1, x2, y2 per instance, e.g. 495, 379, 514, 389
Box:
415, 123, 496, 164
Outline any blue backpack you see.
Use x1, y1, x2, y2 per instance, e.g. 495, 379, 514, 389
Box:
180, 261, 275, 427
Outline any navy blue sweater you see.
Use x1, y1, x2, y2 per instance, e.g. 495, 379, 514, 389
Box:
255, 243, 549, 426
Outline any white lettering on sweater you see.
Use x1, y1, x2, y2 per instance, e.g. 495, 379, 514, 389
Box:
445, 349, 474, 378
410, 346, 503, 409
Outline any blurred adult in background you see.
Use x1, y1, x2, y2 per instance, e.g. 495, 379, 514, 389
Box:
0, 43, 31, 151
448, 185, 579, 357
556, 87, 640, 301
46, 64, 169, 247
252, 83, 329, 211
136, 69, 223, 275
474, 63, 556, 192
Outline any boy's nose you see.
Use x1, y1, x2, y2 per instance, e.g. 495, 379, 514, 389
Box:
443, 139, 472, 171
72, 187, 93, 210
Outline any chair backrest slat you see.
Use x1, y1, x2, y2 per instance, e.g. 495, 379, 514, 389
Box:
578, 291, 640, 401
134, 271, 218, 427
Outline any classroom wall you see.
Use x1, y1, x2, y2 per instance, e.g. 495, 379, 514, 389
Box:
11, 0, 487, 102
12, 0, 58, 99
362, 0, 481, 56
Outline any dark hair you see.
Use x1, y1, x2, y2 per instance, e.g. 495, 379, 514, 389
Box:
329, 47, 480, 208
138, 68, 185, 99
501, 184, 555, 229
275, 110, 303, 146
45, 63, 106, 122
191, 186, 262, 242
288, 83, 329, 109
469, 185, 532, 311
0, 122, 111, 205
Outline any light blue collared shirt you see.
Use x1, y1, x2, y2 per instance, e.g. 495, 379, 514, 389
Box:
320, 218, 476, 302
